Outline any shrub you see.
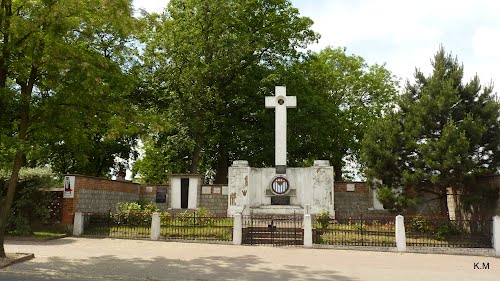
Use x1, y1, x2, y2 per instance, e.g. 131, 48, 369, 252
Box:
114, 201, 159, 226
316, 209, 331, 229
0, 167, 57, 235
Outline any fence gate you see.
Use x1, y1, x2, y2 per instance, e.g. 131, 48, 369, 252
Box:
242, 213, 303, 246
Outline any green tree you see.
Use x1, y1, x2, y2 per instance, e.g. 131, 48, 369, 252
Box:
362, 47, 500, 215
283, 47, 398, 180
0, 0, 137, 257
134, 0, 318, 182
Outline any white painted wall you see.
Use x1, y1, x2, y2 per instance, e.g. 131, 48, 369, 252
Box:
170, 177, 181, 209
170, 176, 199, 209
188, 177, 198, 209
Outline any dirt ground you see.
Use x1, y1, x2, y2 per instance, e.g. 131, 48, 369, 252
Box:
1, 237, 499, 281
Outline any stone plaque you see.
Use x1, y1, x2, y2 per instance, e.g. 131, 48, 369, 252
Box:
346, 184, 355, 192
222, 186, 228, 195
213, 186, 221, 194
202, 186, 212, 194
271, 196, 290, 205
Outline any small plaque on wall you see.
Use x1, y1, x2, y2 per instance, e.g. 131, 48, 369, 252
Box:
63, 176, 75, 198
222, 186, 228, 195
202, 186, 212, 194
212, 186, 222, 194
346, 184, 355, 192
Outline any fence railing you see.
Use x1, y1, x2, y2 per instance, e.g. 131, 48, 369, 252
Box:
159, 213, 233, 242
405, 216, 493, 248
313, 215, 396, 247
83, 212, 151, 239
242, 213, 303, 246
75, 211, 499, 255
81, 212, 233, 242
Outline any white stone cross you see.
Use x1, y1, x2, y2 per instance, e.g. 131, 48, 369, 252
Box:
265, 86, 296, 174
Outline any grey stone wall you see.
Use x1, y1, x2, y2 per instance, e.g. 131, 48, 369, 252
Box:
77, 189, 139, 213
334, 192, 388, 217
199, 194, 228, 214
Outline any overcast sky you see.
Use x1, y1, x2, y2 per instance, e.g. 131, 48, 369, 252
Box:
133, 0, 500, 94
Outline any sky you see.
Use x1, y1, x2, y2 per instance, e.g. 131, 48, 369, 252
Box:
133, 0, 500, 94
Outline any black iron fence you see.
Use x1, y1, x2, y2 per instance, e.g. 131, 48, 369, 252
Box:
313, 214, 396, 247
405, 216, 493, 248
242, 213, 303, 246
159, 213, 233, 242
83, 212, 151, 239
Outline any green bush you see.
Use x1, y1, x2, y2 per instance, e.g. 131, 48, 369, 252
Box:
114, 201, 159, 226
316, 209, 331, 229
0, 167, 57, 235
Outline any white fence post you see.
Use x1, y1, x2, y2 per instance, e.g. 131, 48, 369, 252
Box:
395, 215, 406, 252
304, 214, 313, 248
493, 216, 500, 257
233, 213, 242, 245
73, 212, 84, 236
151, 212, 160, 240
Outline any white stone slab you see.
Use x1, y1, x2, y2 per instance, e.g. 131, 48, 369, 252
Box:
213, 186, 221, 194
222, 186, 228, 195
202, 186, 212, 194
346, 184, 355, 192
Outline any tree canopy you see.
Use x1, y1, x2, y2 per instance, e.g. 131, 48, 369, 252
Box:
361, 47, 500, 214
0, 0, 138, 257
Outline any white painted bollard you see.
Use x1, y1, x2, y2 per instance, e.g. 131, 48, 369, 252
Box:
395, 215, 406, 252
233, 213, 242, 245
73, 212, 84, 236
151, 212, 160, 240
303, 214, 313, 248
493, 216, 500, 257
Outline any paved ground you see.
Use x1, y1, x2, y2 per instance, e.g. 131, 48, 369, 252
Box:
1, 238, 499, 281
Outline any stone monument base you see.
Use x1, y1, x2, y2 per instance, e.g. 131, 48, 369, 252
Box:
250, 205, 304, 215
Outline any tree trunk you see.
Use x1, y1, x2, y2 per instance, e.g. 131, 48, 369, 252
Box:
0, 85, 30, 257
0, 67, 35, 257
190, 136, 203, 174
214, 145, 228, 184
334, 165, 342, 181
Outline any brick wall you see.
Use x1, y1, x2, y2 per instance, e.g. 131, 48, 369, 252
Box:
61, 175, 141, 225
199, 194, 228, 214
334, 182, 389, 217
76, 189, 139, 213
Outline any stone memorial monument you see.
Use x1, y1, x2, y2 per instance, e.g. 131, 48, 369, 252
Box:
227, 86, 334, 216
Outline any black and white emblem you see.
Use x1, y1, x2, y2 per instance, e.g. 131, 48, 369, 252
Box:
271, 176, 290, 195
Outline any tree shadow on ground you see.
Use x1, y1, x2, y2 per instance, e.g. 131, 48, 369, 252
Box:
5, 237, 77, 246
4, 253, 356, 281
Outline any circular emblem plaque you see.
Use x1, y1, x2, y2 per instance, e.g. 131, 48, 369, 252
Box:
271, 176, 290, 195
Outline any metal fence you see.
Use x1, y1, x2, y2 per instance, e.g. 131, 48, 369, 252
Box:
405, 216, 493, 248
159, 213, 233, 242
83, 212, 151, 239
242, 213, 303, 246
313, 214, 396, 247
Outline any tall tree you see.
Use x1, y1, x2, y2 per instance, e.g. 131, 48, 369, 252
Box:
135, 0, 318, 182
362, 47, 500, 215
0, 0, 137, 257
284, 47, 398, 180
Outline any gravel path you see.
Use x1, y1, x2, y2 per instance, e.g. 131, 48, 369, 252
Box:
1, 237, 499, 281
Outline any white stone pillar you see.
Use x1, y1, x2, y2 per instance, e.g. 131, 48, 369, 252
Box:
493, 216, 500, 257
303, 214, 313, 248
73, 212, 84, 236
151, 212, 160, 240
395, 215, 406, 252
233, 213, 242, 245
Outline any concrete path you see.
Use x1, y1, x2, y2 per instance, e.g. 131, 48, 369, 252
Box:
1, 238, 499, 281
